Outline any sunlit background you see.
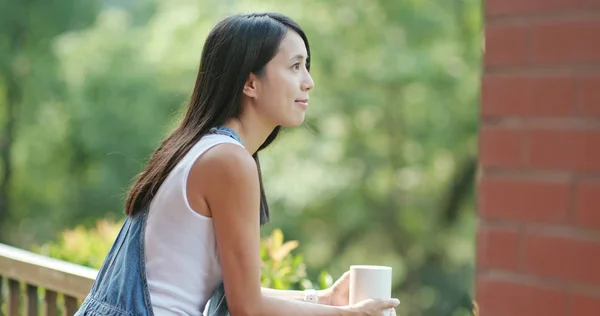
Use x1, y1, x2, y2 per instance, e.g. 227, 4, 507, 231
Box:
0, 0, 482, 315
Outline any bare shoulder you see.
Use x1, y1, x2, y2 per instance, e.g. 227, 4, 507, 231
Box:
196, 143, 257, 181
188, 142, 259, 208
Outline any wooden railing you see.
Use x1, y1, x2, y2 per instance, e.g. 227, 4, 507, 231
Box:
0, 243, 97, 316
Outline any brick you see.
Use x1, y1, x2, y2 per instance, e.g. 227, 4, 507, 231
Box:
528, 129, 600, 172
532, 21, 600, 65
479, 176, 570, 223
487, 0, 600, 16
482, 76, 530, 117
485, 25, 528, 67
522, 233, 600, 286
581, 77, 600, 117
574, 180, 600, 230
530, 77, 576, 116
476, 277, 567, 316
476, 225, 520, 270
482, 75, 575, 118
480, 126, 523, 168
571, 292, 600, 316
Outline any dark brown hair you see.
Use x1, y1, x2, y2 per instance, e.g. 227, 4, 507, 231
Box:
124, 12, 311, 224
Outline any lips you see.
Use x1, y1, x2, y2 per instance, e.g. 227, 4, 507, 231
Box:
295, 99, 309, 109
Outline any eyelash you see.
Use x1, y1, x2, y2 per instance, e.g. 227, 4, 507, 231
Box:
292, 63, 301, 70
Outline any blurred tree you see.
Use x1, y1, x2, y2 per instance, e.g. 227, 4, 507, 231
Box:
1, 0, 481, 314
0, 0, 100, 242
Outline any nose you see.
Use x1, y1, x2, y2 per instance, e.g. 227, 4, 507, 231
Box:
301, 71, 314, 92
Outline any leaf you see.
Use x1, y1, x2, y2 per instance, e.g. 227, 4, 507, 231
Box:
271, 240, 299, 262
271, 228, 284, 250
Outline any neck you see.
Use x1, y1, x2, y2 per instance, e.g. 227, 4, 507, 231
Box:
224, 112, 274, 155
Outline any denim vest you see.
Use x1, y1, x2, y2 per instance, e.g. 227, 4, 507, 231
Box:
76, 127, 239, 316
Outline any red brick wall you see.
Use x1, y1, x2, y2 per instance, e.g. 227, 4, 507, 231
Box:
477, 0, 600, 315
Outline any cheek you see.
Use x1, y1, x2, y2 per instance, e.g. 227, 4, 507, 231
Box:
265, 77, 292, 103
280, 75, 298, 97
257, 71, 296, 110
256, 84, 284, 112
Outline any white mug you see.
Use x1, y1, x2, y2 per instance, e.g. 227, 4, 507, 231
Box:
349, 265, 393, 316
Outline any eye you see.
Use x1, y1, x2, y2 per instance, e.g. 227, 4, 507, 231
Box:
292, 62, 301, 70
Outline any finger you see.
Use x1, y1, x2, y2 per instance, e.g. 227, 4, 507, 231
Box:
390, 307, 397, 316
338, 271, 350, 283
338, 271, 351, 291
380, 298, 400, 309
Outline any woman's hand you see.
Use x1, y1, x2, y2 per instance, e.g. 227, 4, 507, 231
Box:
320, 271, 350, 306
344, 298, 400, 316
321, 271, 399, 315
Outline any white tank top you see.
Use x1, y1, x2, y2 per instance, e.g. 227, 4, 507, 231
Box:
144, 133, 244, 315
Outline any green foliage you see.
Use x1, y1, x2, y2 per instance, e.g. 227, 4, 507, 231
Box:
34, 220, 330, 290
2, 0, 482, 314
260, 228, 333, 290
33, 218, 121, 269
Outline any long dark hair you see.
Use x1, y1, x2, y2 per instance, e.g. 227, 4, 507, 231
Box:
125, 13, 311, 224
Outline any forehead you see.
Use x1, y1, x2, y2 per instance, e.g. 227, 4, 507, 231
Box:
274, 30, 308, 60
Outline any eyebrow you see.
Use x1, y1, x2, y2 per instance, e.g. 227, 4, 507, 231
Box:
290, 54, 309, 62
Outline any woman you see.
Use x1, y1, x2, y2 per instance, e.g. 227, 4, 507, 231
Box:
76, 12, 399, 316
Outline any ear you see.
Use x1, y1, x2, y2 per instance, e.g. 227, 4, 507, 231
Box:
243, 73, 259, 99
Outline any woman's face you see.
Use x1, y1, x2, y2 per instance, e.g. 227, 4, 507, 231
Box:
251, 30, 314, 127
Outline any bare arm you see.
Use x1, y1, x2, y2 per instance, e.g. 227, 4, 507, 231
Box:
191, 144, 365, 316
261, 288, 305, 301
261, 288, 329, 304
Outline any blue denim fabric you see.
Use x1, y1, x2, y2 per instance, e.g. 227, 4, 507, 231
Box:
75, 127, 240, 316
208, 126, 242, 144
75, 208, 153, 316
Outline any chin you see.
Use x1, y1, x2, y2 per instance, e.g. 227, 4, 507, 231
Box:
283, 114, 306, 127
274, 109, 305, 127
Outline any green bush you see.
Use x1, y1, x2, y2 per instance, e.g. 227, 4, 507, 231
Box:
34, 219, 332, 290
260, 228, 332, 290
34, 218, 120, 269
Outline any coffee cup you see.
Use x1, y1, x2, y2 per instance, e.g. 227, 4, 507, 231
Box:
349, 265, 393, 316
